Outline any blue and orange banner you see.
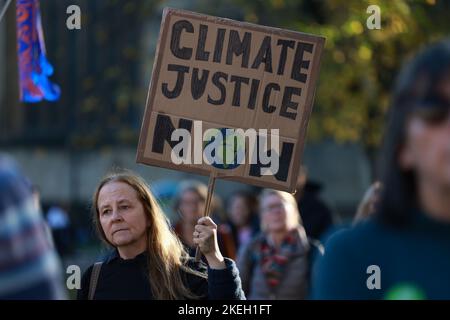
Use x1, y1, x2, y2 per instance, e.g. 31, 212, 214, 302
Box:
16, 0, 60, 103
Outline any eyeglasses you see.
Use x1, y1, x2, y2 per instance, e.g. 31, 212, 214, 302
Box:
413, 107, 449, 125
261, 202, 285, 213
412, 98, 450, 126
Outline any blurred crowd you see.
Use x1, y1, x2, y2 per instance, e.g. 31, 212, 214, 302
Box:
0, 38, 449, 300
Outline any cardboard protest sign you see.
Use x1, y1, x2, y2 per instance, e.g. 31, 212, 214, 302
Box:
137, 7, 325, 192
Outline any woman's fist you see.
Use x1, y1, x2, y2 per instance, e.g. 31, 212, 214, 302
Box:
193, 217, 225, 269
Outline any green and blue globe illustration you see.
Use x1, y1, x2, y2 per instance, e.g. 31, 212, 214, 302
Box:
203, 128, 246, 170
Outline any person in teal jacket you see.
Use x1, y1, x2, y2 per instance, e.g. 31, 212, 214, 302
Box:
312, 39, 450, 300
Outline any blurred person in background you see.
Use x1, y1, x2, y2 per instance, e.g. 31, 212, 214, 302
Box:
0, 154, 66, 299
238, 189, 320, 300
77, 170, 244, 300
225, 190, 260, 253
173, 181, 237, 260
312, 39, 450, 300
294, 166, 334, 241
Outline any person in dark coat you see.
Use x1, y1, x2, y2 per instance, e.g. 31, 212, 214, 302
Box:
0, 155, 65, 299
295, 167, 334, 241
77, 170, 245, 300
312, 39, 450, 300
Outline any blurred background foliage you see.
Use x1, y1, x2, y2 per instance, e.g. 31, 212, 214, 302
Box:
3, 0, 449, 163
199, 0, 449, 160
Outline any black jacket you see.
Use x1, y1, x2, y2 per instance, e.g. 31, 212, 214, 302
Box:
77, 250, 245, 300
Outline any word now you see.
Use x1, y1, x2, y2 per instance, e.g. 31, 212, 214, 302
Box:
151, 114, 294, 182
171, 120, 280, 175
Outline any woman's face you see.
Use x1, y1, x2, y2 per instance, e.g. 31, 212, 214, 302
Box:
98, 181, 149, 247
178, 190, 205, 223
229, 196, 251, 227
260, 194, 290, 233
400, 84, 450, 190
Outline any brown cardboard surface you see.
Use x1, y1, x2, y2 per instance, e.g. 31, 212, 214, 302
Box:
137, 7, 325, 192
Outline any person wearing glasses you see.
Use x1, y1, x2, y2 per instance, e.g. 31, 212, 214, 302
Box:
237, 189, 315, 300
312, 39, 450, 300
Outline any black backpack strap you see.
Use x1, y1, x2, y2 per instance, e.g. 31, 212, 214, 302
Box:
88, 262, 103, 300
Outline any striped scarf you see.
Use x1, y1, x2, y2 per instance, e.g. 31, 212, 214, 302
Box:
259, 229, 300, 289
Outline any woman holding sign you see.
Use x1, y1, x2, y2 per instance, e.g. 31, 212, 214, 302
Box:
77, 170, 245, 300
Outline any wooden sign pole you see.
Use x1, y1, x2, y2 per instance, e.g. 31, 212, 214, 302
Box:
136, 8, 326, 194
194, 170, 217, 262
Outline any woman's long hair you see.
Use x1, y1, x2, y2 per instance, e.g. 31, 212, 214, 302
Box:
377, 39, 450, 226
92, 170, 205, 299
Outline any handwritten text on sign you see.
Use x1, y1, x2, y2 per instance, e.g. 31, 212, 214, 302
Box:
137, 8, 325, 192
